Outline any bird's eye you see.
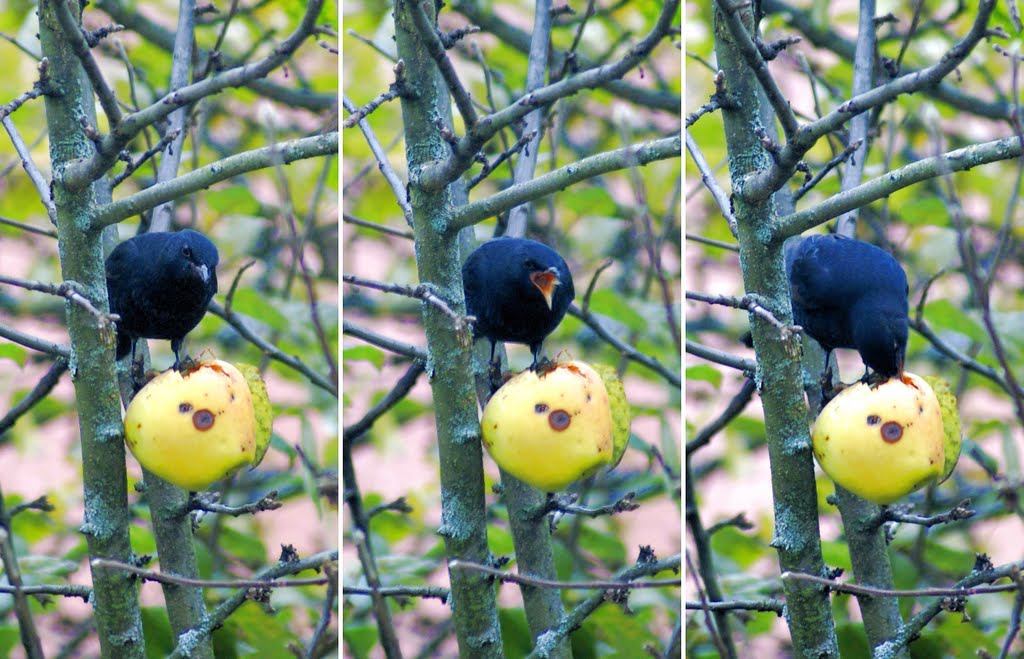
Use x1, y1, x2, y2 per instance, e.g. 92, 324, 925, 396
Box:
182, 245, 192, 258
524, 259, 537, 270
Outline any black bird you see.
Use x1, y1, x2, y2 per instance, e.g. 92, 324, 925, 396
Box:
106, 229, 219, 369
785, 233, 908, 380
462, 237, 575, 369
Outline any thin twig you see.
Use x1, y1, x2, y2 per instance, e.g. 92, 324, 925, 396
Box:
881, 500, 975, 528
684, 598, 785, 615
685, 339, 757, 374
540, 491, 640, 518
0, 359, 68, 438
342, 584, 450, 601
342, 320, 426, 361
0, 216, 56, 238
342, 95, 413, 226
783, 570, 1024, 598
449, 558, 681, 591
343, 274, 471, 332
342, 61, 406, 128
569, 304, 681, 387
686, 377, 757, 454
207, 300, 337, 397
342, 213, 414, 240
685, 129, 736, 236
0, 324, 69, 358
0, 275, 117, 328
186, 491, 283, 516
686, 290, 797, 339
343, 360, 426, 443
92, 557, 333, 589
1, 114, 57, 226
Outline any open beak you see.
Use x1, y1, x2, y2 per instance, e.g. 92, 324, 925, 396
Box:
190, 262, 210, 284
530, 267, 560, 310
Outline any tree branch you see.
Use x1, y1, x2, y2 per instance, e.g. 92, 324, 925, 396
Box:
449, 135, 681, 232
65, 0, 326, 189
90, 132, 337, 230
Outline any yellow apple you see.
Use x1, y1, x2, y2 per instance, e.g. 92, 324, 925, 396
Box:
235, 363, 274, 467
922, 375, 962, 483
812, 372, 945, 504
124, 360, 256, 491
481, 360, 614, 491
592, 363, 631, 470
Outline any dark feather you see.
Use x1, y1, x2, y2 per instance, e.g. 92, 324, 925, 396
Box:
462, 237, 574, 368
106, 229, 219, 368
786, 233, 908, 377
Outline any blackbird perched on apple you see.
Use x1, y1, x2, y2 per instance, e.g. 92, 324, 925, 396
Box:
462, 237, 575, 370
106, 229, 219, 370
785, 233, 908, 381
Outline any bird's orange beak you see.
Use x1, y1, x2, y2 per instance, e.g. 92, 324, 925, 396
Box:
530, 268, 560, 309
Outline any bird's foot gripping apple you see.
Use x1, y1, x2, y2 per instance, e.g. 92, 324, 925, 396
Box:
480, 360, 629, 492
123, 360, 273, 491
811, 372, 962, 504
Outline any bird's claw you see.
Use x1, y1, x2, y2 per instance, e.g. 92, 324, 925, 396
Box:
531, 356, 556, 376
862, 370, 891, 389
487, 360, 506, 394
818, 369, 848, 408
129, 362, 159, 392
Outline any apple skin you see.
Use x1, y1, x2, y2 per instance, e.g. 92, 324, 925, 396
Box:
124, 360, 256, 491
922, 375, 962, 484
481, 360, 613, 492
811, 372, 944, 504
236, 363, 274, 467
592, 363, 631, 470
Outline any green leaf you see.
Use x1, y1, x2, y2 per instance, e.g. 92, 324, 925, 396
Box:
898, 196, 950, 227
820, 540, 852, 573
213, 526, 267, 566
16, 555, 78, 583
0, 626, 21, 657
686, 364, 722, 388
834, 622, 871, 659
343, 345, 384, 369
573, 525, 627, 566
229, 288, 290, 333
223, 601, 297, 658
924, 614, 1000, 656
498, 607, 533, 656
710, 526, 764, 570
0, 343, 27, 366
561, 186, 619, 217
487, 524, 515, 557
140, 607, 175, 659
300, 413, 323, 517
583, 602, 657, 654
205, 187, 260, 215
342, 624, 378, 659
922, 300, 985, 343
129, 525, 158, 556
587, 289, 646, 333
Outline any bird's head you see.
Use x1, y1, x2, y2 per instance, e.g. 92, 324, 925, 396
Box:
527, 263, 562, 310
168, 230, 219, 288
853, 308, 908, 379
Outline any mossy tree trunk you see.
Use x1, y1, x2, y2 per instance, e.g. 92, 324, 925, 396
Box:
39, 0, 145, 655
